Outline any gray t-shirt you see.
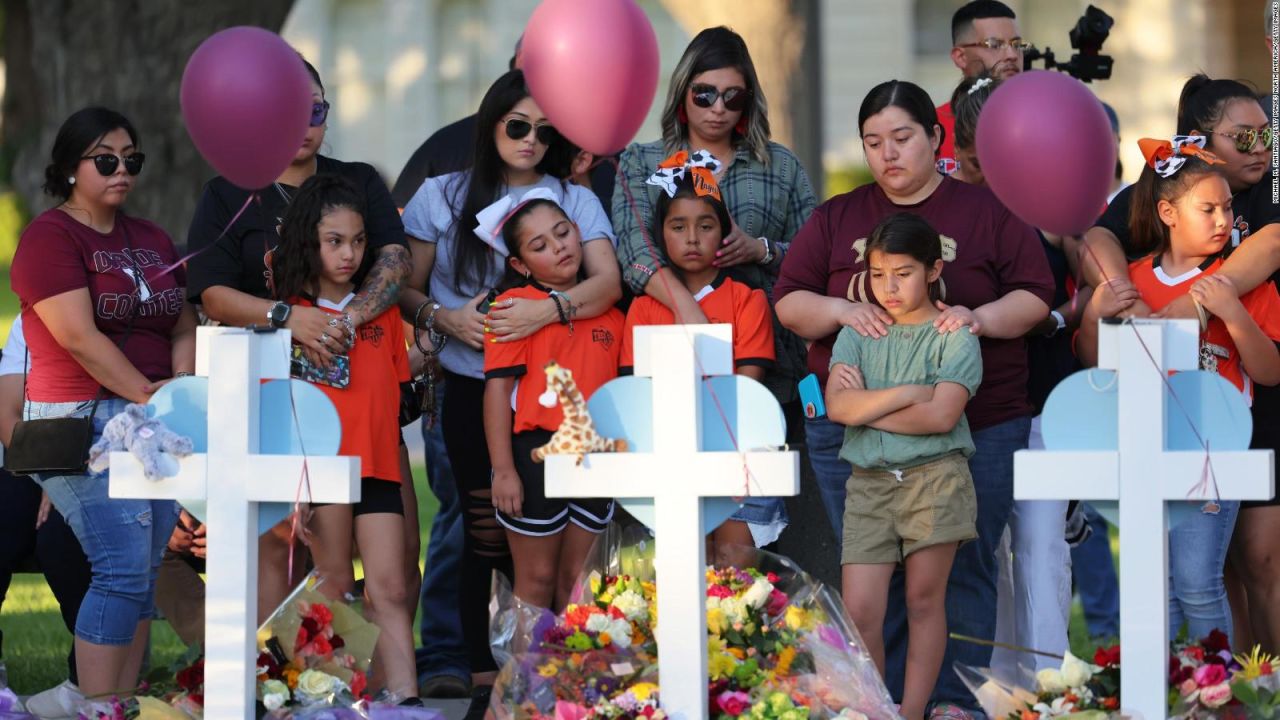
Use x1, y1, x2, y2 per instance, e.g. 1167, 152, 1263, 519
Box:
402, 172, 616, 378
830, 321, 982, 469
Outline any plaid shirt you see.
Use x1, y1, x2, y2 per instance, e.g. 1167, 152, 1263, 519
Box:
611, 139, 817, 295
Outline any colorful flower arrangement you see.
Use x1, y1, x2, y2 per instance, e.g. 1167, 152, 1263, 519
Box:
1168, 629, 1280, 719
489, 540, 898, 720
254, 575, 380, 715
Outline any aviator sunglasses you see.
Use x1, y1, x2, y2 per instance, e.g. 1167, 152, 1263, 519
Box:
1210, 127, 1274, 153
503, 118, 557, 145
690, 83, 752, 112
81, 152, 145, 177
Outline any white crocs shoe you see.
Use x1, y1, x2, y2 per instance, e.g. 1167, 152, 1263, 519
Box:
24, 679, 84, 720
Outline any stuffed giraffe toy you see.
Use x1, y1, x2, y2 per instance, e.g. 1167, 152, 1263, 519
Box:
531, 360, 628, 465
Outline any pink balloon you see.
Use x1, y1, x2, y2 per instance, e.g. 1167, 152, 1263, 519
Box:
975, 71, 1116, 236
522, 0, 659, 156
180, 27, 313, 190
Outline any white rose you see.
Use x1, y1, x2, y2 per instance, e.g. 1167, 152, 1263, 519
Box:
263, 691, 287, 711
1036, 668, 1067, 694
295, 669, 340, 700
585, 613, 612, 633
612, 589, 649, 621
260, 679, 289, 711
1060, 651, 1099, 689
609, 620, 634, 648
719, 597, 746, 624
742, 579, 773, 610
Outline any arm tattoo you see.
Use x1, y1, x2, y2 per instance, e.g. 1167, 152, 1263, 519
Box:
349, 244, 412, 326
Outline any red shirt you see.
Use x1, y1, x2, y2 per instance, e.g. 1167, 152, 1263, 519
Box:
483, 285, 624, 434
936, 102, 958, 176
12, 209, 187, 401
296, 299, 410, 483
774, 176, 1054, 430
1129, 256, 1280, 401
620, 274, 775, 372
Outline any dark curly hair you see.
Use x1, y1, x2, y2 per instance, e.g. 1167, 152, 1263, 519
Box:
271, 174, 369, 302
43, 107, 138, 200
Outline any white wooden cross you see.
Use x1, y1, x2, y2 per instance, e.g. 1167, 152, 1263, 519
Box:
110, 327, 361, 720
545, 324, 800, 720
1014, 319, 1274, 720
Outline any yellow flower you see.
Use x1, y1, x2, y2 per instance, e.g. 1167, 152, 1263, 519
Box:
707, 608, 728, 635
1234, 645, 1276, 681
589, 571, 602, 596
631, 682, 659, 701
598, 632, 613, 646
283, 667, 301, 690
785, 606, 808, 631
709, 651, 737, 680
775, 646, 797, 676
537, 663, 558, 678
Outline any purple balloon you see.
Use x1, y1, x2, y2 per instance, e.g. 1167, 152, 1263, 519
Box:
975, 71, 1116, 236
180, 27, 312, 190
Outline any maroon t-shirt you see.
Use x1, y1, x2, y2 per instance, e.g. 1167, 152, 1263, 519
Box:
773, 176, 1054, 430
12, 209, 187, 401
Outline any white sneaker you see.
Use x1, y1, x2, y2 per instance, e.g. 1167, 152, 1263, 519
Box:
24, 679, 83, 720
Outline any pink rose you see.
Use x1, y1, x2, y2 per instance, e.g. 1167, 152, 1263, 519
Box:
1194, 664, 1227, 687
1180, 679, 1199, 697
717, 691, 751, 716
1200, 682, 1233, 708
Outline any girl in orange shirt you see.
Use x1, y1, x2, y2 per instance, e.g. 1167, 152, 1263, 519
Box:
272, 174, 417, 700
482, 192, 624, 611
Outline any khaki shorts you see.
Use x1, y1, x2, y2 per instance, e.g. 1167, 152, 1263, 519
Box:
841, 451, 978, 565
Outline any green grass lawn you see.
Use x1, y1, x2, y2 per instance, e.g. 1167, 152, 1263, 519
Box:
1, 464, 439, 695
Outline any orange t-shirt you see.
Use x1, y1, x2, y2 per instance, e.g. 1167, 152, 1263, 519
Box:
619, 274, 776, 373
1129, 255, 1280, 401
295, 297, 410, 482
483, 285, 624, 434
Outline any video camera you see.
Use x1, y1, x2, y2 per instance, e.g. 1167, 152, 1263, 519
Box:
1023, 5, 1115, 82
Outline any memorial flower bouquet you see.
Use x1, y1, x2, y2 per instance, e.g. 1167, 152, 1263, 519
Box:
955, 646, 1121, 720
1167, 629, 1280, 719
254, 572, 379, 715
488, 524, 898, 720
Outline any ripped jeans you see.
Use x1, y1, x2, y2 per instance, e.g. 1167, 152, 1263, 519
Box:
27, 397, 178, 646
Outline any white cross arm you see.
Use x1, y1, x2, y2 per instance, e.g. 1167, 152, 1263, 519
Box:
109, 452, 361, 504
1013, 450, 1118, 500
1155, 450, 1274, 501
545, 452, 799, 499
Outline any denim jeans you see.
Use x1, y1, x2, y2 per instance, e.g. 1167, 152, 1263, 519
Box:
1071, 504, 1119, 637
414, 380, 469, 682
27, 398, 178, 646
803, 416, 852, 538
1168, 500, 1240, 642
882, 415, 1029, 709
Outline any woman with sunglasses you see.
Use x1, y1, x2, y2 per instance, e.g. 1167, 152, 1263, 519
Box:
184, 57, 413, 629
613, 26, 817, 551
398, 69, 620, 684
1082, 74, 1280, 653
10, 106, 196, 711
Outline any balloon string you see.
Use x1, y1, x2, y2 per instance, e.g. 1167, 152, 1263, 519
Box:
147, 191, 259, 285
1076, 241, 1222, 506
609, 158, 755, 500
284, 375, 314, 586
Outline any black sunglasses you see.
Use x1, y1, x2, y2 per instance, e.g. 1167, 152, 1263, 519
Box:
81, 153, 145, 177
690, 83, 752, 112
311, 101, 330, 127
504, 118, 557, 145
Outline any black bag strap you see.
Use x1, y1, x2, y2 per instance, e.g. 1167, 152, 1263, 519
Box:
22, 221, 143, 422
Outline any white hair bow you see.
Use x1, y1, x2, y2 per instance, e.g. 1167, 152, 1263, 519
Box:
473, 186, 562, 256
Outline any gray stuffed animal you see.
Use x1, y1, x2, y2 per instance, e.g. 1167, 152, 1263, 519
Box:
88, 403, 194, 480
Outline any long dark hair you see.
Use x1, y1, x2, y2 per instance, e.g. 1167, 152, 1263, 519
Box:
271, 174, 369, 301
864, 213, 945, 303
1127, 156, 1224, 257
44, 107, 139, 200
858, 80, 944, 153
449, 69, 565, 295
652, 174, 732, 273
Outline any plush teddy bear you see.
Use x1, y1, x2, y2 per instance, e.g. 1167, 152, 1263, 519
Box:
88, 403, 194, 480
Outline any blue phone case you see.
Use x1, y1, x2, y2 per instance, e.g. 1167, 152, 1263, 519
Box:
798, 373, 826, 419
